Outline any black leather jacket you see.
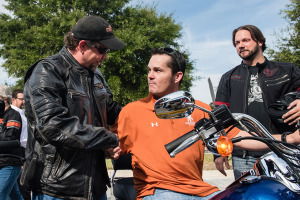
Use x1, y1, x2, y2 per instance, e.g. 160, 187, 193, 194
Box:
22, 46, 120, 199
215, 58, 300, 155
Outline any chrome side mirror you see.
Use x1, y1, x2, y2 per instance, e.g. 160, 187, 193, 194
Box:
154, 91, 195, 119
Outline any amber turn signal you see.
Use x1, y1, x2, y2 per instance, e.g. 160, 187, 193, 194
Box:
217, 136, 233, 156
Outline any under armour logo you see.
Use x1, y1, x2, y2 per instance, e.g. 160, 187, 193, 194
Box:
151, 122, 158, 127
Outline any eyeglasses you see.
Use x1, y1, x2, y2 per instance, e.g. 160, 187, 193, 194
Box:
84, 40, 110, 55
158, 47, 182, 71
95, 46, 110, 55
16, 98, 24, 101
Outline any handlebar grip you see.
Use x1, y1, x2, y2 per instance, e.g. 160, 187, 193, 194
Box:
0, 140, 20, 149
165, 130, 197, 154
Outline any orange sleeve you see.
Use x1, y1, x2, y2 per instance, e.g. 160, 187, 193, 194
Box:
7, 121, 21, 129
111, 105, 134, 154
226, 126, 240, 139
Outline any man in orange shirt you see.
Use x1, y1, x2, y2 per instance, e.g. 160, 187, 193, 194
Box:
113, 47, 300, 200
113, 47, 230, 200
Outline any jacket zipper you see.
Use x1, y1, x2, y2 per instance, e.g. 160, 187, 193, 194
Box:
86, 76, 91, 98
244, 67, 249, 113
266, 78, 290, 87
67, 91, 89, 99
265, 74, 288, 83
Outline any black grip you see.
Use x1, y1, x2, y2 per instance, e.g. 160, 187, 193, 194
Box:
0, 140, 20, 149
165, 129, 197, 154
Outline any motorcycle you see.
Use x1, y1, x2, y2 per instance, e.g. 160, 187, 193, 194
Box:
154, 91, 300, 199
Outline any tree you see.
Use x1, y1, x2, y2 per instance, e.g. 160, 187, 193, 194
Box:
267, 0, 300, 66
0, 0, 195, 105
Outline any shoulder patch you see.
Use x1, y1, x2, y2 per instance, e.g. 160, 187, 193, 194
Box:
231, 75, 241, 80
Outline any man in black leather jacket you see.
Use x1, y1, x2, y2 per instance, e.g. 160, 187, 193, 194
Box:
0, 85, 24, 200
21, 16, 125, 200
214, 25, 300, 180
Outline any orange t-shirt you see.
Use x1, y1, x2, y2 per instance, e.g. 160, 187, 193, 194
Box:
113, 95, 238, 199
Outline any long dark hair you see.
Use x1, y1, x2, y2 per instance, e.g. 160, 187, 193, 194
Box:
232, 25, 266, 52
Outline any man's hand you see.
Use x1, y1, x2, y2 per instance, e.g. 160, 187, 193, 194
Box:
105, 144, 122, 160
282, 99, 300, 125
215, 156, 230, 176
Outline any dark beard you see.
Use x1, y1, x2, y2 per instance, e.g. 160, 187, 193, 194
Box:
239, 43, 260, 61
87, 64, 98, 71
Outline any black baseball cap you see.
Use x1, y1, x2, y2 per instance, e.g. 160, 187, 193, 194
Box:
71, 16, 126, 50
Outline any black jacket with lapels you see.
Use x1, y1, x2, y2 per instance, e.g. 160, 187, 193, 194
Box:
22, 46, 120, 199
215, 58, 300, 155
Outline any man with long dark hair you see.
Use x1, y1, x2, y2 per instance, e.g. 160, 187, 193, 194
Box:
215, 25, 300, 179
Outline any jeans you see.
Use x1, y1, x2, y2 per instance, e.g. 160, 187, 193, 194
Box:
142, 188, 221, 200
0, 166, 24, 200
232, 155, 258, 180
32, 193, 107, 200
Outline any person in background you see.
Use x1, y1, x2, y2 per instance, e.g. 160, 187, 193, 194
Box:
11, 89, 27, 149
0, 84, 23, 200
22, 15, 125, 200
11, 89, 31, 200
215, 24, 300, 179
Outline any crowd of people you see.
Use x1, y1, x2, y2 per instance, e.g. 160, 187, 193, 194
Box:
0, 15, 299, 200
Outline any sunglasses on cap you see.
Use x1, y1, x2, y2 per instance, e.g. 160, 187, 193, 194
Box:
95, 46, 110, 55
84, 40, 110, 55
158, 47, 182, 71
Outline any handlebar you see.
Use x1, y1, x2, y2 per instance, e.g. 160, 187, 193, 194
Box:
165, 129, 197, 155
155, 91, 300, 193
165, 105, 235, 157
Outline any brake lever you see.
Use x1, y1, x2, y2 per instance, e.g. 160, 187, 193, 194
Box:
169, 119, 225, 157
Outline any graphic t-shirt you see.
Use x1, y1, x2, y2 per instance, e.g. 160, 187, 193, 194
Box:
247, 66, 270, 130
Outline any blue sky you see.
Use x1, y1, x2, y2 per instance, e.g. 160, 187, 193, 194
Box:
0, 0, 291, 103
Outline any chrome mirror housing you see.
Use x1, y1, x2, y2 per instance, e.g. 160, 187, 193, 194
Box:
154, 91, 195, 119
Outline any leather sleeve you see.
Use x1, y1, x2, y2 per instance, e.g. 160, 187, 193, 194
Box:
291, 63, 300, 92
215, 72, 231, 107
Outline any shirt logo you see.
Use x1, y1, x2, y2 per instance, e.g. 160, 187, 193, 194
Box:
263, 68, 278, 77
151, 122, 158, 127
185, 115, 195, 126
248, 73, 263, 105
